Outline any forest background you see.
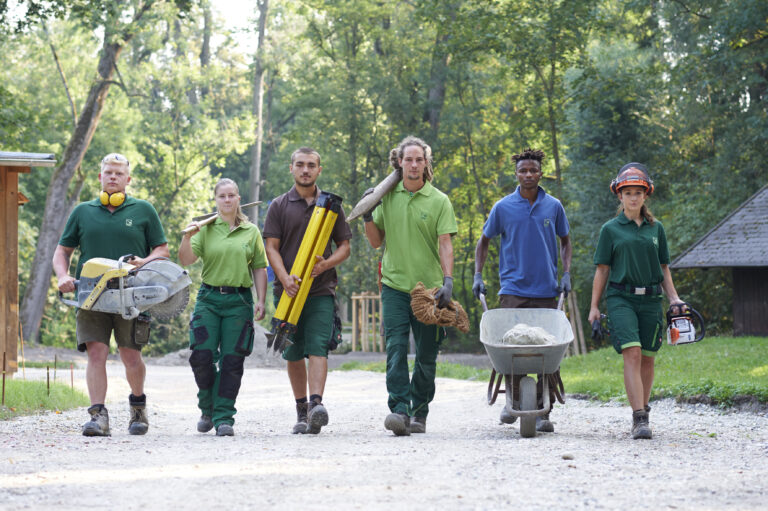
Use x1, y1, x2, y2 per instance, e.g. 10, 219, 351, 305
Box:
2, 0, 766, 354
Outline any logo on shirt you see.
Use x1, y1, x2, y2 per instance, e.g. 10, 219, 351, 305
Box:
125, 219, 133, 227
543, 218, 551, 228
652, 236, 658, 248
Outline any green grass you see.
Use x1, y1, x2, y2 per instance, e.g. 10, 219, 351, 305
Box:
561, 336, 768, 406
0, 380, 89, 420
336, 336, 768, 407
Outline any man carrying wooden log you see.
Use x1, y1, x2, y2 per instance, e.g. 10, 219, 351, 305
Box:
473, 148, 572, 433
362, 136, 458, 436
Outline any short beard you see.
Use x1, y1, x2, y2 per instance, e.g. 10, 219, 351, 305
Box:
294, 176, 317, 188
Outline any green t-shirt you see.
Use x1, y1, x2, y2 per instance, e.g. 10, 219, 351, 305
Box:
373, 180, 458, 293
59, 197, 167, 278
593, 212, 670, 287
190, 217, 267, 287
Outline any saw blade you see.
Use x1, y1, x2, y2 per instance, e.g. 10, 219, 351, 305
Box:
147, 286, 190, 320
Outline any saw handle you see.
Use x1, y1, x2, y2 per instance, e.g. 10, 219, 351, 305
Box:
58, 280, 80, 308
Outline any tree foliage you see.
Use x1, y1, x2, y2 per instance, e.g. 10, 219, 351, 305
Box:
3, 0, 766, 352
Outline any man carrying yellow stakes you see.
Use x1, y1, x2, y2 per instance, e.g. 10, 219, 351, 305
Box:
263, 147, 352, 434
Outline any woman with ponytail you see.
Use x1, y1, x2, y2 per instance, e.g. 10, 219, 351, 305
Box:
179, 178, 268, 437
588, 163, 685, 440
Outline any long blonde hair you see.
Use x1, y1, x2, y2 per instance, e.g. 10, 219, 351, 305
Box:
214, 178, 249, 227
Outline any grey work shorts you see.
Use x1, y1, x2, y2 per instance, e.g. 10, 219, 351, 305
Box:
75, 309, 147, 353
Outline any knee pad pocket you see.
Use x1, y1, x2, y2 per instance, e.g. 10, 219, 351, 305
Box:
219, 354, 245, 399
235, 321, 254, 356
189, 349, 214, 389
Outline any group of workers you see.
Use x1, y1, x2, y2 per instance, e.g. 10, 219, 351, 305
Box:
53, 135, 684, 441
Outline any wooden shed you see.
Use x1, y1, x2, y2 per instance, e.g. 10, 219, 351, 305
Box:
671, 184, 768, 336
1, 152, 56, 377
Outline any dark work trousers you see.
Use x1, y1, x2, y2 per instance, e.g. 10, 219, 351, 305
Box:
188, 287, 254, 427
382, 284, 444, 418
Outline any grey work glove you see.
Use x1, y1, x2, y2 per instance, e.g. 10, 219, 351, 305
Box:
361, 187, 381, 223
472, 272, 487, 300
434, 276, 453, 309
559, 271, 572, 298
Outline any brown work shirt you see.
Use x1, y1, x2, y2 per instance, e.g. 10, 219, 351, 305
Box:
263, 185, 352, 297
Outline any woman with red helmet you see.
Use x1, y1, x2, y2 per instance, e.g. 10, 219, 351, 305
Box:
588, 163, 685, 440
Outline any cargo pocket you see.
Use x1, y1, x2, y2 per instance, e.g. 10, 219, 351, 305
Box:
133, 313, 151, 345
189, 314, 208, 349
234, 320, 255, 356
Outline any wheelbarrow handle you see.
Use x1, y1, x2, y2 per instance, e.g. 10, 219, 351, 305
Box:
557, 291, 566, 311
479, 292, 488, 313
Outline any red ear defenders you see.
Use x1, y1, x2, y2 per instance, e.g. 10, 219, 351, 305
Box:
100, 191, 126, 207
610, 162, 654, 195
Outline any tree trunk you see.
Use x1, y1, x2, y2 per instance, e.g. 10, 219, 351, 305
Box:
249, 0, 269, 224
19, 3, 154, 343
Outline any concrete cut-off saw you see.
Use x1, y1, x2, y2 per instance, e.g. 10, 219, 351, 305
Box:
59, 255, 192, 320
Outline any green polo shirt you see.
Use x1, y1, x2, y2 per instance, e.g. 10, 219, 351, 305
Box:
190, 217, 267, 287
373, 180, 458, 293
59, 197, 167, 278
593, 212, 670, 287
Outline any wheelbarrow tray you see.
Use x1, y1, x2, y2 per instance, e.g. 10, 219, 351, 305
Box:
480, 308, 574, 376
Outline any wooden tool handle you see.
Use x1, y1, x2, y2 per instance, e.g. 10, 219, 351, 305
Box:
181, 213, 218, 234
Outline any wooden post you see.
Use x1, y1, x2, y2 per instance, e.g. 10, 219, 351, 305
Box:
571, 290, 587, 354
351, 296, 358, 352
0, 165, 26, 380
19, 322, 25, 380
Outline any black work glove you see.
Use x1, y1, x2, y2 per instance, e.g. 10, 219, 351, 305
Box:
472, 272, 486, 300
591, 315, 608, 342
361, 187, 381, 223
434, 276, 453, 308
559, 271, 572, 298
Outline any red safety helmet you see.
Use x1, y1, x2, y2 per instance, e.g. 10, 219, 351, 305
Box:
610, 162, 654, 195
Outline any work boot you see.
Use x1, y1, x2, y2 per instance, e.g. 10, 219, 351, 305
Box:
384, 412, 410, 436
216, 423, 235, 437
307, 399, 329, 435
293, 402, 309, 434
82, 405, 111, 437
500, 406, 517, 425
631, 410, 652, 439
410, 416, 426, 434
536, 413, 554, 433
128, 394, 149, 435
197, 415, 214, 433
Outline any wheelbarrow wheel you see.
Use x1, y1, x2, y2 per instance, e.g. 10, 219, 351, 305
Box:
519, 376, 537, 438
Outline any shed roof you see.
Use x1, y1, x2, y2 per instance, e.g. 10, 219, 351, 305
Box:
0, 151, 56, 168
672, 185, 768, 269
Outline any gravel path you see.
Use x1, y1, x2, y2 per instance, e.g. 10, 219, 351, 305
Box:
1, 361, 767, 510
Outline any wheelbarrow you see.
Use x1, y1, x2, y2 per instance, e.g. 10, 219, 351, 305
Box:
479, 294, 574, 438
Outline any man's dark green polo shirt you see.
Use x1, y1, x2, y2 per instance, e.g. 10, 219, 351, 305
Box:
593, 212, 670, 287
59, 197, 167, 278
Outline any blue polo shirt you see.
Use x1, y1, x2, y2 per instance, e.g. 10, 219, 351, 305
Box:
483, 186, 569, 298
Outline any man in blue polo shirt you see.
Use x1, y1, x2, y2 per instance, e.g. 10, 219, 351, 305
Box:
473, 148, 571, 433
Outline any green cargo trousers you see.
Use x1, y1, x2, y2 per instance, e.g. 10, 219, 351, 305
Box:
382, 284, 444, 418
189, 287, 254, 427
